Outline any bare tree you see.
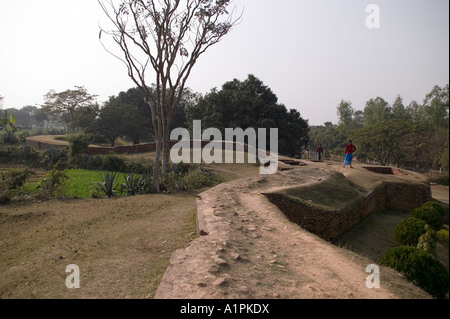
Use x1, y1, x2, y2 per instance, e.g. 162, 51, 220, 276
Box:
98, 0, 241, 192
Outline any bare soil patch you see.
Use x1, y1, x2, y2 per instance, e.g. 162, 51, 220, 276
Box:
0, 194, 197, 299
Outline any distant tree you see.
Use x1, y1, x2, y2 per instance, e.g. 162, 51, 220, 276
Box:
21, 106, 39, 129
337, 100, 354, 128
33, 108, 50, 131
98, 0, 241, 192
352, 119, 412, 166
98, 98, 140, 147
309, 122, 349, 157
0, 95, 4, 109
441, 136, 449, 172
423, 128, 449, 178
171, 87, 198, 130
406, 100, 422, 123
103, 86, 196, 145
391, 95, 411, 121
186, 75, 310, 157
421, 84, 449, 129
4, 108, 29, 130
348, 110, 365, 130
278, 108, 310, 157
42, 86, 98, 132
114, 87, 153, 144
72, 104, 100, 134
364, 97, 392, 126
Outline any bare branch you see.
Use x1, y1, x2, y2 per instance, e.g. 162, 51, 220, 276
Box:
97, 0, 242, 187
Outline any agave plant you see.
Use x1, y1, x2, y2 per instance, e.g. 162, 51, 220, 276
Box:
121, 173, 142, 196
140, 172, 154, 194
95, 172, 119, 198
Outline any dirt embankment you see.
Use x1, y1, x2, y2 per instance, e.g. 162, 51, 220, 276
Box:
155, 162, 435, 299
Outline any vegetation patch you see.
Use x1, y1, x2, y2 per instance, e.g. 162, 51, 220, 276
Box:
379, 246, 448, 299
393, 217, 428, 247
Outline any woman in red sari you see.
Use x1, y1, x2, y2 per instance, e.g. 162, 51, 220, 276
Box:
343, 141, 356, 168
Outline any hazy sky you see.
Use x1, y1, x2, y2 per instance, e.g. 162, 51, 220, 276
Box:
0, 0, 448, 126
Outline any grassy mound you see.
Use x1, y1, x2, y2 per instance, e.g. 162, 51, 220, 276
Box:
274, 172, 366, 211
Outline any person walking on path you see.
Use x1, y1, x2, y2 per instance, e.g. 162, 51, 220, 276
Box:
316, 144, 324, 161
343, 141, 356, 168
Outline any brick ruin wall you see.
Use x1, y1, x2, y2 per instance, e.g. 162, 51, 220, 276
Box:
265, 182, 433, 242
25, 139, 253, 155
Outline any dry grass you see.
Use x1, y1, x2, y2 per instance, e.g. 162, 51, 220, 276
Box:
0, 153, 260, 299
0, 194, 197, 299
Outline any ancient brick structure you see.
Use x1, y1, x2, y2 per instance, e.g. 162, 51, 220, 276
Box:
265, 181, 432, 242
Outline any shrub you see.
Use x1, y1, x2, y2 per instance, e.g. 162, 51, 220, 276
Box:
165, 171, 187, 193
417, 225, 437, 256
437, 229, 449, 245
125, 161, 153, 175
95, 172, 120, 198
21, 144, 41, 166
2, 168, 32, 190
393, 217, 427, 246
120, 173, 142, 196
437, 175, 449, 186
182, 166, 219, 190
102, 154, 127, 172
42, 146, 67, 169
140, 172, 154, 194
1, 169, 30, 204
78, 155, 104, 171
163, 165, 222, 193
36, 165, 69, 198
0, 193, 10, 204
171, 163, 191, 175
411, 202, 445, 231
67, 134, 92, 159
88, 155, 104, 170
0, 179, 10, 204
379, 246, 449, 299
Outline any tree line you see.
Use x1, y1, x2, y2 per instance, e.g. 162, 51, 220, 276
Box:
1, 85, 191, 146
3, 81, 448, 176
309, 84, 449, 173
2, 75, 310, 157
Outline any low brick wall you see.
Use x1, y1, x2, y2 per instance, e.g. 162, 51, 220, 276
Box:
384, 182, 432, 212
83, 143, 160, 155
25, 138, 68, 151
26, 137, 253, 156
363, 166, 408, 176
265, 181, 432, 242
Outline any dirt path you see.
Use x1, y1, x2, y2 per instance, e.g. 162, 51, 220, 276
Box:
155, 163, 431, 299
431, 184, 449, 205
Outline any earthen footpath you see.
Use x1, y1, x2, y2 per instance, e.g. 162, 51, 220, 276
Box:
155, 162, 432, 299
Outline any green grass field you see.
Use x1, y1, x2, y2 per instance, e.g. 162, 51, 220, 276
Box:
24, 169, 128, 199
64, 169, 123, 198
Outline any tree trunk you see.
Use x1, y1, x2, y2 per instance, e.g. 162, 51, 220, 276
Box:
161, 123, 171, 184
153, 114, 163, 193
153, 139, 161, 193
